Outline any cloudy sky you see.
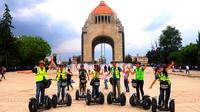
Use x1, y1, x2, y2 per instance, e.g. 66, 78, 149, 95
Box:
0, 0, 200, 62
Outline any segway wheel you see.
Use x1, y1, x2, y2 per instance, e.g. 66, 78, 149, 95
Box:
169, 99, 175, 112
107, 92, 113, 104
152, 97, 157, 112
129, 95, 136, 106
52, 95, 57, 108
119, 93, 126, 106
86, 93, 91, 105
99, 92, 105, 104
66, 93, 72, 106
142, 97, 151, 110
75, 90, 79, 100
45, 96, 52, 109
28, 98, 38, 112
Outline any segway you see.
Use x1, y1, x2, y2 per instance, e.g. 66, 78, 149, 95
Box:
75, 78, 89, 100
151, 97, 175, 112
129, 79, 151, 110
28, 79, 52, 112
106, 78, 126, 106
51, 79, 72, 108
86, 79, 105, 105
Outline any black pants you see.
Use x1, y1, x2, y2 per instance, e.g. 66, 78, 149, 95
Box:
186, 70, 190, 74
159, 85, 171, 107
136, 80, 144, 100
0, 73, 6, 80
67, 77, 73, 90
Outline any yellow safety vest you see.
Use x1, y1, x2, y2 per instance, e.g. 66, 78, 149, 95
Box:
111, 67, 120, 79
56, 69, 66, 81
92, 70, 100, 79
157, 72, 171, 85
35, 67, 48, 82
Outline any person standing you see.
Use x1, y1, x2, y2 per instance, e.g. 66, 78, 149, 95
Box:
149, 62, 175, 110
107, 62, 122, 99
185, 65, 190, 75
130, 62, 147, 101
56, 64, 67, 103
90, 65, 101, 99
76, 64, 90, 95
67, 68, 73, 90
102, 67, 108, 89
0, 66, 6, 81
32, 60, 48, 105
122, 64, 130, 92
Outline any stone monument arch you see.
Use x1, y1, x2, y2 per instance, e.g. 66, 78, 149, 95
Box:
81, 1, 125, 63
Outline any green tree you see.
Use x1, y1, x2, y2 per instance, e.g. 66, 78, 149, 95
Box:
168, 51, 181, 64
179, 43, 198, 66
159, 26, 182, 63
124, 54, 132, 63
0, 4, 16, 66
16, 35, 51, 66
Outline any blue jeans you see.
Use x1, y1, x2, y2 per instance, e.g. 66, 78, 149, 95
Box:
36, 82, 45, 103
159, 85, 171, 107
92, 86, 99, 98
57, 81, 66, 100
124, 79, 129, 92
104, 79, 108, 89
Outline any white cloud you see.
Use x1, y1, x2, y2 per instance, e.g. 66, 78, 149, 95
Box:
52, 37, 81, 54
9, 0, 200, 58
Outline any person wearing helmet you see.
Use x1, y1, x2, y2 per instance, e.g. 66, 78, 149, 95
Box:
149, 62, 175, 110
32, 60, 48, 105
76, 64, 90, 95
56, 64, 67, 103
130, 62, 147, 101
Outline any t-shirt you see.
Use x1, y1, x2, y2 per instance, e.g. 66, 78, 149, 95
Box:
124, 73, 129, 79
186, 66, 189, 70
103, 72, 108, 80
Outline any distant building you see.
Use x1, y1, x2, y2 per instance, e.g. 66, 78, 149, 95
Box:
132, 55, 148, 65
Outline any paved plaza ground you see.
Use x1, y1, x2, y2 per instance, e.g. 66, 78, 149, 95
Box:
0, 67, 200, 112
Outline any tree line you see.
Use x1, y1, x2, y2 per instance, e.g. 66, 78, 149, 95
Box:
146, 25, 200, 69
0, 4, 51, 68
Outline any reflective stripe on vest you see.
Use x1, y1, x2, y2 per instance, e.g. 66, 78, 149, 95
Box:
158, 72, 171, 85
135, 67, 144, 80
35, 67, 47, 82
111, 67, 120, 79
57, 69, 66, 81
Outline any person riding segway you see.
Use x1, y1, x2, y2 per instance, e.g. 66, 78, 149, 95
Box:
86, 64, 104, 105
107, 62, 126, 106
149, 62, 175, 112
51, 64, 72, 108
29, 60, 52, 112
75, 64, 90, 100
129, 62, 151, 110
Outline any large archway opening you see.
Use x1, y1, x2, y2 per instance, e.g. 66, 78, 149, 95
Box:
92, 36, 114, 64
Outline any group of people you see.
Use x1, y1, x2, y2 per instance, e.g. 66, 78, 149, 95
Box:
33, 59, 174, 110
32, 60, 74, 105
